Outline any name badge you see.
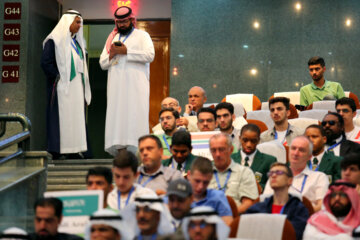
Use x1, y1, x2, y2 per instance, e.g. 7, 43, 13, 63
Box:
328, 175, 332, 184
255, 172, 263, 182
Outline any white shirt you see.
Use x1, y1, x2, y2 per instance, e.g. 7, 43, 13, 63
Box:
276, 130, 287, 144
263, 166, 329, 206
107, 183, 155, 210
346, 125, 360, 144
311, 150, 325, 168
325, 136, 342, 156
240, 150, 257, 167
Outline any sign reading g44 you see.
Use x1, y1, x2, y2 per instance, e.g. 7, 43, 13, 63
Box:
3, 24, 21, 41
4, 3, 22, 20
2, 45, 20, 62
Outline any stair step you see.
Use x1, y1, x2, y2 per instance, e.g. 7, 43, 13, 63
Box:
48, 165, 112, 171
48, 159, 113, 165
47, 177, 85, 184
48, 171, 88, 177
46, 185, 86, 191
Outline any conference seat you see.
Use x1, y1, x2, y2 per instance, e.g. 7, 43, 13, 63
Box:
273, 91, 301, 106
246, 119, 268, 133
345, 91, 360, 109
257, 140, 287, 163
226, 195, 239, 218
229, 214, 296, 240
246, 110, 273, 129
222, 93, 262, 112
298, 109, 329, 122
302, 196, 315, 216
307, 100, 336, 111
288, 118, 320, 130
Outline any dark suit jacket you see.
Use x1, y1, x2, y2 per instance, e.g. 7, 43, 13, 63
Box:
162, 153, 197, 173
231, 150, 277, 190
340, 139, 360, 157
307, 151, 341, 183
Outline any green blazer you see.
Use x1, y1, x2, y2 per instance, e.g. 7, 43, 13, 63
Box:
307, 151, 342, 183
162, 153, 197, 173
231, 150, 277, 190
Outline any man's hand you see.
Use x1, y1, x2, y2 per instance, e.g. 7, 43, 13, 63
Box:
109, 43, 127, 60
184, 104, 193, 114
176, 117, 189, 127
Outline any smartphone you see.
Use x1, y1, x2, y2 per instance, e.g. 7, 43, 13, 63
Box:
114, 41, 122, 46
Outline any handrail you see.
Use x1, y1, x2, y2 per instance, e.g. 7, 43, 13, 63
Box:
0, 113, 31, 164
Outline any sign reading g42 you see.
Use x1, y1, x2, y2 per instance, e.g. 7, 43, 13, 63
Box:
4, 3, 22, 20
2, 45, 20, 62
3, 24, 21, 41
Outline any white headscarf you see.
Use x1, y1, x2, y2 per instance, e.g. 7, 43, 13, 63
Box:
0, 227, 29, 240
182, 206, 230, 240
42, 10, 91, 105
84, 209, 133, 240
121, 193, 175, 236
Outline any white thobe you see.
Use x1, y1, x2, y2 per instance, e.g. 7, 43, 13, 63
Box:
99, 28, 154, 155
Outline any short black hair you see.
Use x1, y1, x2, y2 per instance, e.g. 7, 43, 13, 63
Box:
159, 107, 180, 119
306, 124, 326, 137
336, 97, 357, 112
86, 167, 113, 184
190, 157, 213, 175
269, 97, 290, 110
34, 197, 63, 219
340, 153, 360, 170
270, 162, 293, 178
215, 102, 234, 115
324, 112, 344, 127
197, 107, 216, 120
308, 56, 325, 67
240, 123, 261, 138
113, 150, 138, 173
171, 130, 192, 149
138, 134, 162, 149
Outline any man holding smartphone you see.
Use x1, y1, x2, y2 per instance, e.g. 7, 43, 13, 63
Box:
100, 6, 155, 156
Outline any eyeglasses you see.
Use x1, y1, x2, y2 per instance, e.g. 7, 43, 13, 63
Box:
267, 170, 288, 177
321, 120, 337, 126
329, 192, 348, 199
336, 109, 350, 113
159, 116, 174, 122
188, 221, 208, 230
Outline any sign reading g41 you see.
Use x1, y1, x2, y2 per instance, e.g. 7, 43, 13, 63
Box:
4, 3, 22, 20
3, 24, 21, 41
2, 66, 19, 83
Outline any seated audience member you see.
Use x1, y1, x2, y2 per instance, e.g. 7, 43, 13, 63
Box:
162, 130, 198, 175
300, 56, 345, 106
107, 150, 154, 210
152, 97, 197, 133
123, 194, 174, 239
164, 179, 193, 238
215, 102, 241, 149
305, 124, 342, 183
30, 197, 84, 240
263, 136, 329, 212
208, 133, 258, 213
336, 97, 360, 143
0, 227, 30, 240
184, 86, 207, 116
85, 209, 132, 240
86, 167, 113, 208
197, 108, 218, 132
137, 135, 182, 195
246, 163, 309, 240
187, 156, 233, 225
303, 180, 360, 240
156, 108, 180, 159
341, 153, 360, 195
322, 112, 360, 157
232, 124, 277, 190
182, 206, 230, 240
261, 97, 303, 146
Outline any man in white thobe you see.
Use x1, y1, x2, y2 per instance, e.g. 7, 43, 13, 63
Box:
100, 6, 155, 156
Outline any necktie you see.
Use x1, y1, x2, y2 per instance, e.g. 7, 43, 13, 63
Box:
177, 163, 182, 171
312, 158, 319, 170
244, 156, 250, 167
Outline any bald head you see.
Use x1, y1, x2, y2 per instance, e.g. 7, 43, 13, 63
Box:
289, 136, 313, 170
188, 86, 207, 112
161, 97, 181, 113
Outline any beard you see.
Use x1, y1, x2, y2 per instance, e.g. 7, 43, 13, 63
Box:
117, 22, 133, 35
330, 202, 352, 218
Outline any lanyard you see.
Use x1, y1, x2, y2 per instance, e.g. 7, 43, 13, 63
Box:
138, 234, 157, 240
308, 161, 320, 171
214, 170, 232, 192
162, 135, 171, 151
279, 203, 287, 214
274, 125, 290, 144
138, 173, 156, 187
71, 38, 81, 56
292, 175, 308, 193
118, 27, 134, 43
327, 141, 341, 151
117, 186, 134, 210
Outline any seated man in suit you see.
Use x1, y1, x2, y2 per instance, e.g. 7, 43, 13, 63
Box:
197, 108, 218, 132
231, 124, 277, 190
322, 112, 360, 157
162, 130, 198, 176
305, 124, 342, 183
246, 162, 310, 240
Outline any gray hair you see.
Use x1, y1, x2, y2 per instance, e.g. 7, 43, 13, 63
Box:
290, 135, 313, 156
209, 133, 232, 147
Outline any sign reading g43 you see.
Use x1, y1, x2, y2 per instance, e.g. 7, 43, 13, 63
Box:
2, 45, 20, 62
4, 3, 22, 20
3, 24, 21, 41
